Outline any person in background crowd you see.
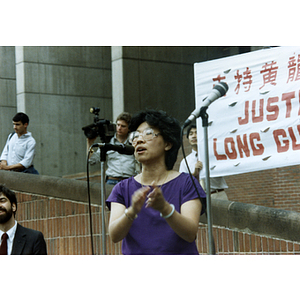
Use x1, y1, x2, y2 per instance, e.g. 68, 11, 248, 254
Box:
87, 112, 138, 185
0, 184, 47, 255
179, 124, 228, 200
0, 112, 39, 174
106, 109, 206, 254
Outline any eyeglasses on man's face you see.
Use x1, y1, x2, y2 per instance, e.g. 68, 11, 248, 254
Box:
129, 128, 161, 145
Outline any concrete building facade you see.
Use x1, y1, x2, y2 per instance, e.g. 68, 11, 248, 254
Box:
0, 46, 254, 177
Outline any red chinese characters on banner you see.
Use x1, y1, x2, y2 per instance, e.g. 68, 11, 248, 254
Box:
243, 67, 253, 92
212, 75, 226, 83
233, 68, 253, 94
287, 54, 300, 83
259, 61, 278, 89
234, 70, 242, 94
212, 54, 300, 95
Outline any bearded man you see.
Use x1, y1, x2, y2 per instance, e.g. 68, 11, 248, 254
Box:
0, 184, 47, 255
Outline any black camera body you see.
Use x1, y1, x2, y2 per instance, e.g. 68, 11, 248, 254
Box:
82, 107, 115, 142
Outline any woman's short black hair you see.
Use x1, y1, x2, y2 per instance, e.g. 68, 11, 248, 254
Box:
0, 184, 17, 216
129, 109, 181, 170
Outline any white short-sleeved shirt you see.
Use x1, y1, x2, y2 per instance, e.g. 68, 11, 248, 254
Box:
0, 132, 36, 168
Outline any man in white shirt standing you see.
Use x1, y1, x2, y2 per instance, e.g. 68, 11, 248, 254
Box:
0, 112, 39, 174
179, 125, 228, 200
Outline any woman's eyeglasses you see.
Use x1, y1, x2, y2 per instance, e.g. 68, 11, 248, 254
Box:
129, 128, 161, 145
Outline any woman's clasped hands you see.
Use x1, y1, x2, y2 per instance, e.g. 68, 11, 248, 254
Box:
131, 181, 168, 215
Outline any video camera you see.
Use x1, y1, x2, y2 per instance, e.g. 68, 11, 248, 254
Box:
82, 107, 115, 142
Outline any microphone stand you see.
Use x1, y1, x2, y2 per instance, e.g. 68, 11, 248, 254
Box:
93, 142, 134, 255
99, 145, 107, 255
199, 107, 216, 255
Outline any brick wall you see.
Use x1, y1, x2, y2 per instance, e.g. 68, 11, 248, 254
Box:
16, 191, 100, 255
225, 165, 300, 212
197, 225, 300, 255
13, 190, 300, 255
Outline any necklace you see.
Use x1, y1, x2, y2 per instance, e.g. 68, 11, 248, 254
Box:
140, 170, 170, 187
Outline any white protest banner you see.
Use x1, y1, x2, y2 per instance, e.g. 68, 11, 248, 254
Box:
194, 46, 300, 177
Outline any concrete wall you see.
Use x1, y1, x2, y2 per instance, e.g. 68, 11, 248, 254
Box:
0, 46, 261, 178
201, 198, 300, 242
0, 47, 17, 149
112, 46, 242, 123
14, 46, 112, 176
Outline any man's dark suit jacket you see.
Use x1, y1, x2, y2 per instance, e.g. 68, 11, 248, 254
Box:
11, 224, 47, 255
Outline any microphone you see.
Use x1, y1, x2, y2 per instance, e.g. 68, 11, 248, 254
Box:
183, 82, 229, 128
91, 143, 135, 155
